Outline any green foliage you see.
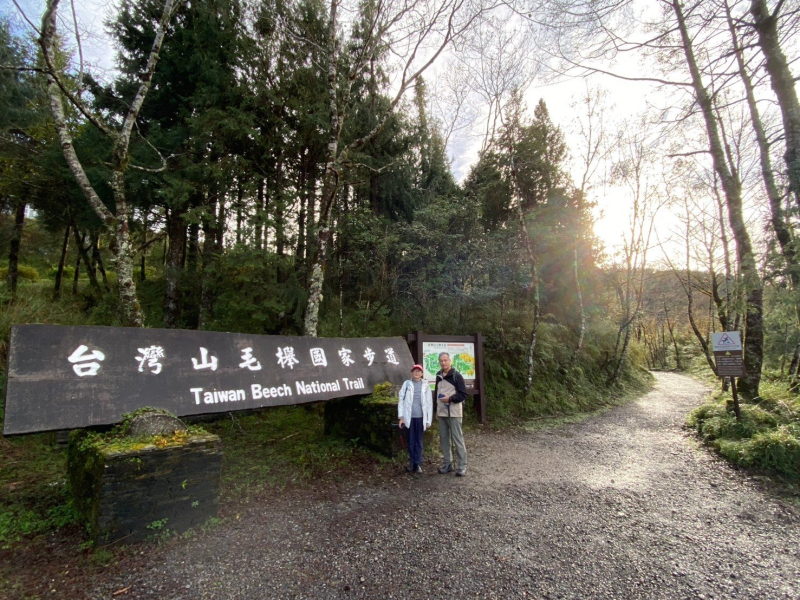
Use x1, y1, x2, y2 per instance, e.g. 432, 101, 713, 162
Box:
202, 406, 371, 500
0, 266, 39, 282
48, 265, 75, 281
372, 382, 395, 398
201, 249, 307, 335
688, 385, 800, 480
0, 434, 78, 548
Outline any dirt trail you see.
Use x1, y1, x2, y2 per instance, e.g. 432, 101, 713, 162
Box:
86, 372, 799, 599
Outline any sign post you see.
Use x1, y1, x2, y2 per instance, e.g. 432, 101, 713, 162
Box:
405, 331, 486, 424
711, 331, 746, 421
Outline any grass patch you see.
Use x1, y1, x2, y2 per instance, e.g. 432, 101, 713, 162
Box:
0, 435, 78, 548
687, 379, 800, 481
200, 405, 380, 500
485, 365, 653, 431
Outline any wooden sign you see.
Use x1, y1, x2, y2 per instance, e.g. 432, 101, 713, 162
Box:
3, 325, 413, 435
712, 331, 746, 377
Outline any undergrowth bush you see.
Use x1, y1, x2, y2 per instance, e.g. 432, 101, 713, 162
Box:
687, 383, 800, 481
483, 320, 651, 427
0, 265, 40, 282
0, 434, 78, 548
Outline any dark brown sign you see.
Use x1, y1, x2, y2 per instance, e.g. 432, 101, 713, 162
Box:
3, 325, 413, 435
713, 350, 746, 377
711, 331, 745, 378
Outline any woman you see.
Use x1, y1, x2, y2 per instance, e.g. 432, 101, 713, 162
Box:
398, 364, 433, 473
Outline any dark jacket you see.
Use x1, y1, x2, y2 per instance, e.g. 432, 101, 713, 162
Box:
434, 368, 468, 404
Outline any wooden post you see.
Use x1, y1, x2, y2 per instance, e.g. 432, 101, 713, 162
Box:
475, 332, 486, 425
730, 377, 742, 422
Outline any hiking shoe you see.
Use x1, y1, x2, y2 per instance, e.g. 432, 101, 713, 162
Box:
415, 465, 423, 474
455, 468, 466, 477
438, 464, 454, 474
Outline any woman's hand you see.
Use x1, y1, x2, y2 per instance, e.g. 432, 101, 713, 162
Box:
398, 418, 405, 428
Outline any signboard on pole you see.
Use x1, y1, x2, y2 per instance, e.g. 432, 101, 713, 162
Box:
421, 341, 476, 391
406, 331, 486, 424
3, 325, 414, 435
711, 332, 746, 377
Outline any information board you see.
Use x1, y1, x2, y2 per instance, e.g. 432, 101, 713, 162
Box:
406, 331, 486, 424
421, 341, 476, 391
711, 331, 746, 377
3, 325, 413, 435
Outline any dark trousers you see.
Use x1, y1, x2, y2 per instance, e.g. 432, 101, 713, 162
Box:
408, 417, 424, 468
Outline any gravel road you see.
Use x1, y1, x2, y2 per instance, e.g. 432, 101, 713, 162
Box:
90, 372, 799, 599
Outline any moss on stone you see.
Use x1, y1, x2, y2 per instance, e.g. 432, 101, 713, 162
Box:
67, 409, 219, 542
67, 426, 222, 543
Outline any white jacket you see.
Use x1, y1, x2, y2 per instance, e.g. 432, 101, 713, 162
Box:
397, 379, 433, 429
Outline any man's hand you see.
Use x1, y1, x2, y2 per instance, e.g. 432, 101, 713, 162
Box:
398, 418, 406, 428
439, 394, 450, 403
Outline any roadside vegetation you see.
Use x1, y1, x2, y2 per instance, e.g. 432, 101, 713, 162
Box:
687, 378, 800, 483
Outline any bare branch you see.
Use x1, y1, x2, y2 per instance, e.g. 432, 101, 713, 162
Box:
10, 0, 40, 35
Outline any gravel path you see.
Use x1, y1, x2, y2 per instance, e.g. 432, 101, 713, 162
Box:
90, 372, 799, 599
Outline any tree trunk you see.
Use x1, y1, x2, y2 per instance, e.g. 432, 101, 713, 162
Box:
91, 235, 110, 292
186, 222, 199, 273
727, 1, 798, 288
164, 209, 186, 328
296, 170, 307, 269
511, 159, 540, 395
54, 223, 70, 299
304, 208, 333, 338
611, 324, 632, 384
750, 0, 800, 208
72, 244, 81, 295
369, 174, 380, 215
141, 211, 147, 282
7, 200, 26, 299
673, 0, 763, 398
216, 191, 226, 250
303, 0, 341, 338
236, 180, 243, 245
40, 0, 175, 328
110, 171, 145, 326
198, 192, 220, 330
567, 239, 586, 370
72, 227, 103, 299
789, 344, 800, 391
305, 180, 316, 273
254, 178, 264, 251
664, 303, 682, 370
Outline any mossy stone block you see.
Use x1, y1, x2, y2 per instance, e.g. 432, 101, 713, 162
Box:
68, 430, 222, 544
324, 391, 434, 457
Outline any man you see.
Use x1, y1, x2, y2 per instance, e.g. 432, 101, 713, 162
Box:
435, 352, 468, 476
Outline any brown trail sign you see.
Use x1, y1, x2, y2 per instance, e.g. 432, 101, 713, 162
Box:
712, 331, 746, 377
3, 325, 413, 435
712, 331, 745, 421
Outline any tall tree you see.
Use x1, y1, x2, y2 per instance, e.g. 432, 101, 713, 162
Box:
748, 0, 800, 209
39, 0, 180, 326
671, 0, 764, 397
296, 0, 495, 336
